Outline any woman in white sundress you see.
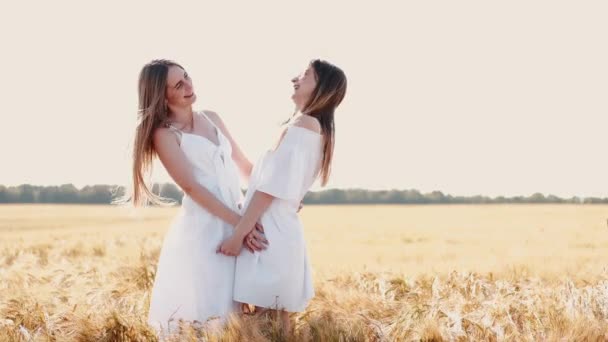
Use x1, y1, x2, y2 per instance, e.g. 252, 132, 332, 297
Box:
127, 59, 268, 334
218, 59, 348, 332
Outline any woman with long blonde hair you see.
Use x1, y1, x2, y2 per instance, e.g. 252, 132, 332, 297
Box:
130, 59, 267, 332
218, 59, 347, 332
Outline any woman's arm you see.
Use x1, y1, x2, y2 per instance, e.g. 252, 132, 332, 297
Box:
217, 191, 274, 256
217, 116, 319, 256
153, 127, 241, 226
204, 110, 253, 181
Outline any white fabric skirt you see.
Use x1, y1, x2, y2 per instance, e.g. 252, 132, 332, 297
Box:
148, 196, 239, 332
233, 202, 314, 312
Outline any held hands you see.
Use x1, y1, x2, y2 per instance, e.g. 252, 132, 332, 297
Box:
217, 234, 244, 256
244, 223, 269, 253
217, 222, 268, 256
221, 199, 301, 255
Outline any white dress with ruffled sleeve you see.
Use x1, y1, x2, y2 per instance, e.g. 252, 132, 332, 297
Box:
233, 125, 322, 312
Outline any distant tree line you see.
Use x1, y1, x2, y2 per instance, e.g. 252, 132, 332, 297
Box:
1, 184, 606, 205
303, 189, 608, 204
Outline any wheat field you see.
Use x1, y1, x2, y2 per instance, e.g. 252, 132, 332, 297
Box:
1, 204, 608, 341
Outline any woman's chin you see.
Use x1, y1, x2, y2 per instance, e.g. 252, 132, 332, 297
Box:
291, 94, 300, 106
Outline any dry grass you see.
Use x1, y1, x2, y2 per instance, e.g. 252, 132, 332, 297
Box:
1, 204, 608, 341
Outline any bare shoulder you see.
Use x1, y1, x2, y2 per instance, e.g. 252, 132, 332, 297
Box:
153, 126, 178, 146
293, 115, 321, 134
202, 110, 223, 126
202, 110, 235, 140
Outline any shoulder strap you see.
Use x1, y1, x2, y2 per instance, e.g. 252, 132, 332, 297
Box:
199, 111, 224, 143
166, 124, 183, 141
199, 111, 220, 131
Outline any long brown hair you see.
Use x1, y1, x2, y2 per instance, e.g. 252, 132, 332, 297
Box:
129, 59, 183, 206
302, 59, 347, 186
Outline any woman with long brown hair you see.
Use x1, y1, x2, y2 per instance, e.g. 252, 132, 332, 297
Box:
130, 59, 267, 333
218, 59, 347, 332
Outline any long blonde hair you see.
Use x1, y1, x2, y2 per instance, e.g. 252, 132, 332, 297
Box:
302, 60, 347, 186
129, 59, 184, 206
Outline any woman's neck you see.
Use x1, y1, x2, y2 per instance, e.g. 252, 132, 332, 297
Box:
168, 106, 194, 128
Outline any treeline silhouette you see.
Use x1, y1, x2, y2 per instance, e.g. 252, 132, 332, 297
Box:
1, 184, 606, 204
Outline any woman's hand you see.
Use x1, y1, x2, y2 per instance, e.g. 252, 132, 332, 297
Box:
244, 223, 269, 253
217, 235, 244, 256
226, 191, 274, 255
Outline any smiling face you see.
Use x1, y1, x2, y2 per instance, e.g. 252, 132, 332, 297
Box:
165, 65, 196, 108
291, 64, 317, 111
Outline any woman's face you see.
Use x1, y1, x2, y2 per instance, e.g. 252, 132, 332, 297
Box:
165, 66, 196, 107
291, 64, 317, 110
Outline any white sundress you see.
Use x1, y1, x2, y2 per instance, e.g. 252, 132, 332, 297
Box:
147, 112, 243, 333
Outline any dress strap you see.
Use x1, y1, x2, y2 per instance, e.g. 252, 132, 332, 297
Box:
199, 111, 219, 131
166, 124, 183, 140
199, 111, 223, 142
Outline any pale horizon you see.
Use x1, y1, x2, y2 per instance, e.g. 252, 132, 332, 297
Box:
1, 1, 607, 198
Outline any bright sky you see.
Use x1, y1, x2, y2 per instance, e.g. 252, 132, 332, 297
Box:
1, 1, 606, 197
